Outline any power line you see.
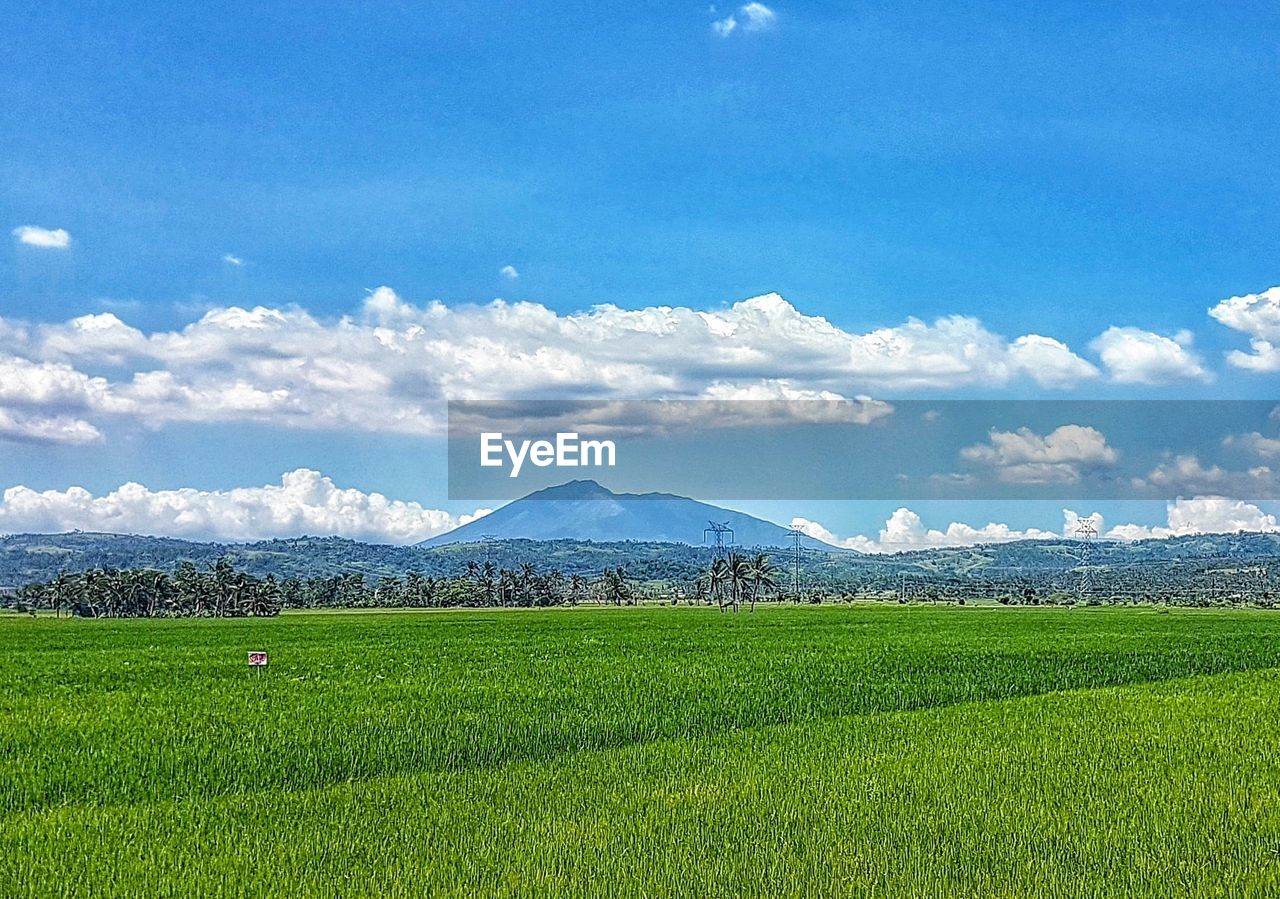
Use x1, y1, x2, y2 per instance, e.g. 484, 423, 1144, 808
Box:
703, 521, 734, 562
786, 526, 807, 602
1073, 519, 1097, 597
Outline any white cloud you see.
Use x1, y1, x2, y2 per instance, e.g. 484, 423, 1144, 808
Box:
0, 289, 1107, 442
1007, 335, 1100, 387
1211, 286, 1280, 341
223, 254, 244, 266
712, 14, 737, 36
0, 469, 491, 544
0, 408, 102, 445
0, 355, 122, 412
1223, 431, 1280, 459
500, 264, 519, 280
792, 508, 1059, 554
1090, 326, 1211, 384
1209, 285, 1280, 371
712, 2, 774, 36
1106, 496, 1279, 540
12, 226, 71, 249
1137, 453, 1273, 496
961, 424, 1117, 484
739, 2, 776, 30
795, 496, 1279, 554
37, 313, 148, 365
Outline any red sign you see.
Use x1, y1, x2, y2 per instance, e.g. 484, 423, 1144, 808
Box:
247, 651, 269, 667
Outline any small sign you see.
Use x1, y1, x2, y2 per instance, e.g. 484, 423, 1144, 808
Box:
247, 650, 269, 668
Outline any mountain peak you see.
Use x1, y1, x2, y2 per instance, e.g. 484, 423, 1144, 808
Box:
524, 479, 617, 501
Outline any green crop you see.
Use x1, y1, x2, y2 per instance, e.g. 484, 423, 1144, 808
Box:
3, 605, 1280, 896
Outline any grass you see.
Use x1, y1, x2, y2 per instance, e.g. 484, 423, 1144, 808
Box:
3, 605, 1280, 896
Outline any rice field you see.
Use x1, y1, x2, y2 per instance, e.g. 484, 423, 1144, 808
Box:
4, 605, 1280, 896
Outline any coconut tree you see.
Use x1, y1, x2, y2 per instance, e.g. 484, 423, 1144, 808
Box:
498, 568, 518, 604
725, 553, 753, 613
600, 566, 629, 606
50, 572, 72, 618
480, 561, 498, 605
253, 574, 283, 616
518, 562, 538, 606
707, 558, 730, 612
749, 553, 778, 612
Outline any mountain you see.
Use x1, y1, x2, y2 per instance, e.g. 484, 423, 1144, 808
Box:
419, 479, 818, 548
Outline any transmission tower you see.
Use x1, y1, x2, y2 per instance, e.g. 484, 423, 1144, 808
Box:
481, 534, 497, 565
1074, 519, 1097, 598
703, 521, 735, 562
786, 526, 806, 602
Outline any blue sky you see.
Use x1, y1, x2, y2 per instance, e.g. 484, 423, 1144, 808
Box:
1, 1, 1279, 545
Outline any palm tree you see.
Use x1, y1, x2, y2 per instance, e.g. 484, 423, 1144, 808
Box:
481, 561, 498, 605
545, 569, 565, 607
726, 553, 752, 613
519, 562, 537, 605
143, 570, 171, 617
253, 575, 282, 616
749, 553, 778, 612
82, 569, 102, 618
600, 567, 629, 606
51, 572, 72, 618
708, 558, 730, 612
405, 571, 425, 607
499, 568, 518, 604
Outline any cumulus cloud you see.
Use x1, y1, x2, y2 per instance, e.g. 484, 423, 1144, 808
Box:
12, 226, 71, 249
794, 497, 1279, 553
1090, 326, 1211, 384
1137, 454, 1273, 496
1105, 496, 1279, 540
1210, 285, 1280, 371
500, 265, 519, 280
1007, 335, 1100, 387
0, 408, 102, 445
792, 508, 1061, 554
712, 2, 775, 36
0, 469, 491, 544
0, 355, 126, 414
961, 424, 1117, 484
0, 289, 1105, 442
1223, 431, 1280, 459
223, 254, 244, 266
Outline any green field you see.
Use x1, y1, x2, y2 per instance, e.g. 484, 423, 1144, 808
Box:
4, 605, 1280, 897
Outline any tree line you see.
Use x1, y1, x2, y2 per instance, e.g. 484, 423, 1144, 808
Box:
14, 560, 284, 618
13, 550, 1267, 616
9, 552, 792, 617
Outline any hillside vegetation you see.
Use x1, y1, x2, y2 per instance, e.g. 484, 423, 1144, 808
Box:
5, 531, 1280, 604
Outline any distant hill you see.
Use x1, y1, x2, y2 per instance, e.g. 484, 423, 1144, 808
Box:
0, 532, 723, 585
3, 527, 1280, 596
419, 479, 818, 548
